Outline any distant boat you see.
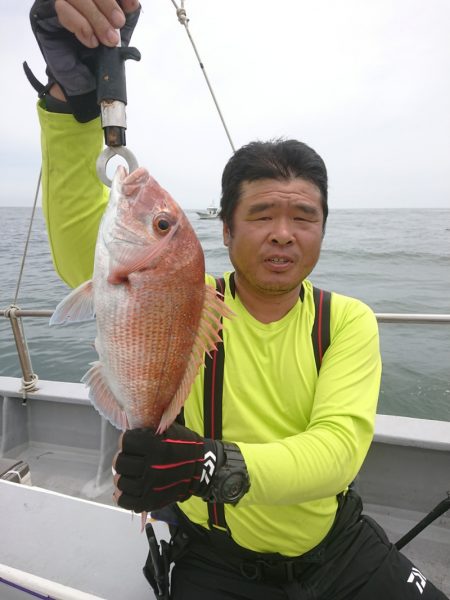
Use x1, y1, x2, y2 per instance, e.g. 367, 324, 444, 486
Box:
196, 203, 219, 219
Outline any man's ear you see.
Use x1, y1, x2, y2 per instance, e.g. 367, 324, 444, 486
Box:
223, 223, 231, 247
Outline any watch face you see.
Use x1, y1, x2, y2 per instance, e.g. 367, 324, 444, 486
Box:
222, 472, 246, 502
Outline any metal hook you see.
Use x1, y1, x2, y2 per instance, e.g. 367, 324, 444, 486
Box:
96, 146, 139, 187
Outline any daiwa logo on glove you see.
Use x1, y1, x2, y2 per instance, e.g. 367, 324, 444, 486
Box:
201, 450, 217, 484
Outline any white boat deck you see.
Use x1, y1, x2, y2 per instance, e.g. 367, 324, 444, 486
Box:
1, 481, 448, 599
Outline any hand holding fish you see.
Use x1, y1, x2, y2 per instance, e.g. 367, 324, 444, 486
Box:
112, 423, 223, 512
54, 0, 140, 47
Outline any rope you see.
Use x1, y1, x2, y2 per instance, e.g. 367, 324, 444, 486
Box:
4, 305, 40, 397
3, 306, 17, 319
169, 0, 236, 153
21, 373, 39, 397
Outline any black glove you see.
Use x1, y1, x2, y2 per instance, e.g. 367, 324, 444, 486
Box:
28, 0, 140, 122
114, 423, 225, 512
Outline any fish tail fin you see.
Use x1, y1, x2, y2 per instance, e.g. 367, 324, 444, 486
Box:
82, 361, 129, 430
156, 283, 235, 433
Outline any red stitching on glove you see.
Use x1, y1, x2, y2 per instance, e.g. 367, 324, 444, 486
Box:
150, 458, 204, 470
163, 439, 204, 445
153, 478, 192, 492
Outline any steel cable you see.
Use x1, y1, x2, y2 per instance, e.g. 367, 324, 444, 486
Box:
169, 0, 236, 153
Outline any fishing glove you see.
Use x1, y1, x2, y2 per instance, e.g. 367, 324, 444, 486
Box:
28, 0, 140, 122
114, 423, 249, 512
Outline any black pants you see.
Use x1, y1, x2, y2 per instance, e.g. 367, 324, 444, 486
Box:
169, 493, 448, 600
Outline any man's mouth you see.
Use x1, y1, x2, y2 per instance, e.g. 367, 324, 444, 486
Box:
266, 257, 291, 264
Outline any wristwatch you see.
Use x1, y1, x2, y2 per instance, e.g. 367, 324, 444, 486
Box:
207, 442, 250, 505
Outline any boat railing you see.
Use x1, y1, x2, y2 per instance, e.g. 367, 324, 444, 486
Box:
1, 307, 450, 397
2, 308, 449, 322
375, 313, 450, 324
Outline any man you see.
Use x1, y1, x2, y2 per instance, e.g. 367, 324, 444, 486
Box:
30, 2, 448, 599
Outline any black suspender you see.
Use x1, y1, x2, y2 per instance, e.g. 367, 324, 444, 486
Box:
203, 277, 227, 529
203, 274, 332, 530
312, 286, 332, 373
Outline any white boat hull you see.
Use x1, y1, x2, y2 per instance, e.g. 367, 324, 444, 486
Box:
195, 207, 219, 219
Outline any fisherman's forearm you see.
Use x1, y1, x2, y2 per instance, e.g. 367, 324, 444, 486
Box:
236, 417, 372, 506
38, 101, 108, 288
49, 83, 66, 102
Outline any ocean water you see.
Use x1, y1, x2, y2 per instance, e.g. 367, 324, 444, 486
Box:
0, 207, 449, 421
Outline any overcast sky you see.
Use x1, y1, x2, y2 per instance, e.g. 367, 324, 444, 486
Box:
1, 0, 449, 209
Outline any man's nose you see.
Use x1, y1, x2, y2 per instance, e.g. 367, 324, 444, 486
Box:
269, 220, 294, 245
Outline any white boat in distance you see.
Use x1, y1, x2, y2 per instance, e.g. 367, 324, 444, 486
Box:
196, 203, 220, 219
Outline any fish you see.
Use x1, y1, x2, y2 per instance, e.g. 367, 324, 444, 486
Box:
50, 166, 233, 433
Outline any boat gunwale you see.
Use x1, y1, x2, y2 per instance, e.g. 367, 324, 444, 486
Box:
1, 376, 449, 451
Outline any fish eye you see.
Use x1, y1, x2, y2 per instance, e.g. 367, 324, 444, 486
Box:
153, 213, 173, 235
157, 219, 170, 231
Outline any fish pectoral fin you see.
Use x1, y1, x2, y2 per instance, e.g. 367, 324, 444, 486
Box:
107, 244, 158, 283
195, 283, 235, 353
82, 362, 129, 431
157, 283, 235, 433
50, 280, 95, 326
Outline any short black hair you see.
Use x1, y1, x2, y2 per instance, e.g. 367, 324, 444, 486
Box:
220, 139, 328, 232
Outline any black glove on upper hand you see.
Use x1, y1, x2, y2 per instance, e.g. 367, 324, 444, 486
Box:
28, 0, 140, 122
114, 423, 224, 513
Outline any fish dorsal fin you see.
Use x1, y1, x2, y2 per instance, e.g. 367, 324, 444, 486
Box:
50, 280, 95, 325
81, 361, 130, 431
156, 283, 234, 433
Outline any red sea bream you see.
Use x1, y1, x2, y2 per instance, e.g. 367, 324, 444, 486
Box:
50, 166, 232, 432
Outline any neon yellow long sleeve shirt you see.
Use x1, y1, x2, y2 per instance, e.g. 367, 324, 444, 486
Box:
38, 101, 108, 288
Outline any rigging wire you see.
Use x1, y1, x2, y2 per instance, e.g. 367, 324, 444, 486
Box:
13, 169, 41, 305
169, 0, 236, 153
4, 169, 42, 396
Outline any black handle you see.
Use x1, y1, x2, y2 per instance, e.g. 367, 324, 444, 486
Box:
96, 45, 141, 105
395, 495, 450, 550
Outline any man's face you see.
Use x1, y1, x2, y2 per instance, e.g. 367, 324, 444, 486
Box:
223, 178, 324, 297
